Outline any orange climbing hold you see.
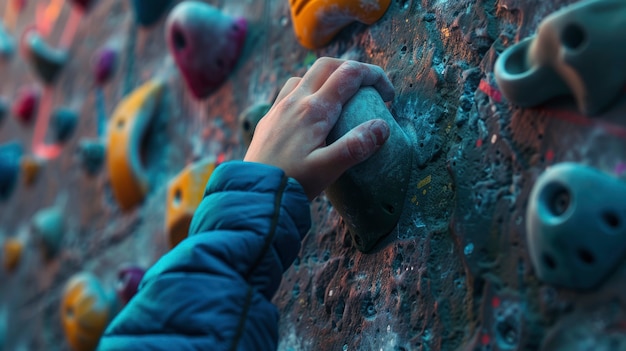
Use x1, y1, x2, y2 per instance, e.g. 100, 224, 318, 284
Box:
21, 154, 43, 186
106, 79, 165, 211
166, 158, 217, 249
3, 237, 22, 272
61, 272, 112, 351
289, 0, 391, 49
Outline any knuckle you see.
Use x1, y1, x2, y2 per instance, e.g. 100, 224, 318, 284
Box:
316, 56, 336, 66
302, 95, 326, 119
345, 132, 370, 162
285, 77, 301, 86
338, 60, 362, 77
302, 95, 341, 126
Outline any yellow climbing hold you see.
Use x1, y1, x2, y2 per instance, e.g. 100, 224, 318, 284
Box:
61, 272, 112, 351
166, 158, 217, 249
289, 0, 392, 49
106, 79, 165, 211
3, 237, 22, 272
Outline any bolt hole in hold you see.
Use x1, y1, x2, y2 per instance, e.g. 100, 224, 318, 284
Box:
602, 211, 621, 230
117, 119, 125, 129
543, 253, 557, 270
173, 27, 186, 51
561, 23, 586, 51
577, 248, 595, 265
502, 38, 530, 75
66, 307, 74, 319
543, 182, 571, 217
242, 119, 251, 132
174, 188, 182, 206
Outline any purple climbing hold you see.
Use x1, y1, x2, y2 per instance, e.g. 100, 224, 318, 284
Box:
116, 265, 145, 304
165, 1, 247, 99
92, 47, 117, 86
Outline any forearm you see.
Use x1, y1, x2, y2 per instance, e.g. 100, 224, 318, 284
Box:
98, 162, 311, 351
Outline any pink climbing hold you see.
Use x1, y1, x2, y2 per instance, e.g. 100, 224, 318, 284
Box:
12, 85, 40, 125
92, 47, 117, 86
165, 1, 247, 99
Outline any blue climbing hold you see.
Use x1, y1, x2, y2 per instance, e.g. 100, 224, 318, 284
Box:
77, 139, 105, 176
131, 0, 173, 27
0, 21, 15, 60
51, 108, 78, 143
0, 142, 23, 201
21, 28, 69, 85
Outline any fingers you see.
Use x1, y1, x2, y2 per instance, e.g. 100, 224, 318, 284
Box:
311, 119, 390, 178
297, 57, 346, 94
316, 60, 395, 107
274, 77, 301, 104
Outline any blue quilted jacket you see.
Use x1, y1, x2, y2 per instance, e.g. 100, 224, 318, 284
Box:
98, 161, 311, 351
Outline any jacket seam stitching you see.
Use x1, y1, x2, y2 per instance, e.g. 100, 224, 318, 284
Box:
229, 175, 289, 351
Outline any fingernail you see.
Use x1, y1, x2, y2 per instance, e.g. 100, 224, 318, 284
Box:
370, 119, 389, 146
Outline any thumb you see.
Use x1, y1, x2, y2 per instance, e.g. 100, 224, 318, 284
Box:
319, 119, 390, 174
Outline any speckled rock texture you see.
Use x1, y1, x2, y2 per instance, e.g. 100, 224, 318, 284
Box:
1, 0, 626, 350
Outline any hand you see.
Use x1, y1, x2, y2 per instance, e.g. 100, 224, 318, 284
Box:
244, 57, 395, 200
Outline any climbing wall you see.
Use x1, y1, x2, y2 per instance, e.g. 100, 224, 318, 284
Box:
1, 0, 626, 350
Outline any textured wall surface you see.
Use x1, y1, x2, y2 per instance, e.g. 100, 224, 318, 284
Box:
1, 0, 626, 350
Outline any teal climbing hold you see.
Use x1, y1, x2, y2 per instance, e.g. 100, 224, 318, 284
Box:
0, 142, 22, 201
131, 0, 173, 27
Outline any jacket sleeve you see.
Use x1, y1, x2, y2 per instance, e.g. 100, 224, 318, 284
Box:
98, 161, 311, 351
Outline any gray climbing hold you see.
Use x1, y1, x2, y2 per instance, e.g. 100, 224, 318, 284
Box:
326, 87, 413, 253
495, 0, 626, 115
239, 103, 271, 147
32, 207, 65, 260
526, 163, 626, 290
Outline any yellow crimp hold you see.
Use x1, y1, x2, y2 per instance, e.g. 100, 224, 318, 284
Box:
166, 159, 217, 249
3, 238, 22, 272
106, 79, 165, 211
289, 0, 391, 49
61, 272, 111, 351
417, 175, 431, 189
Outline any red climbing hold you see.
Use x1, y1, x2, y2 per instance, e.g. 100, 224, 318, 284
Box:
165, 1, 247, 99
12, 85, 40, 125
